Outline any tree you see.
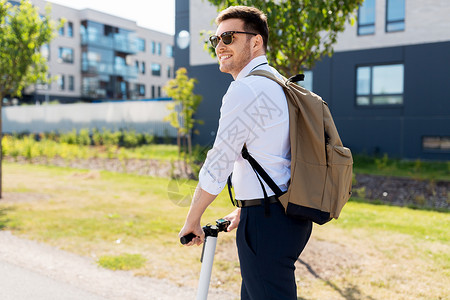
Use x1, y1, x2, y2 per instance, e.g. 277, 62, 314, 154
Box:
206, 0, 363, 76
163, 68, 203, 166
0, 0, 59, 198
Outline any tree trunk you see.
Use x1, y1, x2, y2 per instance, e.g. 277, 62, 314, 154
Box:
0, 96, 3, 199
187, 132, 192, 161
176, 130, 181, 157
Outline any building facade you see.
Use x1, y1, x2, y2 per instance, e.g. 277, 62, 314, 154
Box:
16, 0, 174, 103
174, 0, 450, 160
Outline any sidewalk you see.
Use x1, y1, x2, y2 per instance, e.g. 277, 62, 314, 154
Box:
0, 231, 237, 300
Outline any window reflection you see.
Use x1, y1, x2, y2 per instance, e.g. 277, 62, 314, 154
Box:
356, 64, 404, 106
358, 0, 375, 35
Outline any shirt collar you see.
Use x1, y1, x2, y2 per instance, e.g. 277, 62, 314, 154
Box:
235, 55, 269, 81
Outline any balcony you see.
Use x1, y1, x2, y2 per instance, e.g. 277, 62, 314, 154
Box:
114, 64, 138, 78
81, 32, 138, 54
82, 60, 137, 78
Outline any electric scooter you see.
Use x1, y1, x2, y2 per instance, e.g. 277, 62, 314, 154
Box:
180, 218, 230, 300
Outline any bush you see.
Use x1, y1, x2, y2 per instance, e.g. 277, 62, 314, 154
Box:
60, 129, 78, 145
77, 129, 91, 146
122, 129, 139, 148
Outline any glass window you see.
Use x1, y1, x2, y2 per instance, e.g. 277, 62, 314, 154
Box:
166, 45, 173, 57
58, 74, 65, 90
68, 75, 74, 91
167, 66, 171, 78
356, 64, 404, 106
423, 136, 450, 151
386, 0, 405, 32
151, 63, 161, 76
68, 22, 73, 37
358, 0, 375, 35
58, 47, 74, 63
136, 84, 145, 96
151, 41, 156, 54
156, 42, 161, 55
372, 65, 404, 94
151, 85, 155, 98
141, 61, 146, 74
41, 44, 50, 61
58, 19, 64, 36
157, 86, 161, 97
137, 38, 146, 52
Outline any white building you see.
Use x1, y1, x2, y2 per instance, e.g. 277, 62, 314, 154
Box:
15, 0, 174, 103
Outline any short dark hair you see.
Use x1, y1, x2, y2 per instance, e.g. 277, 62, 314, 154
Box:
216, 6, 269, 51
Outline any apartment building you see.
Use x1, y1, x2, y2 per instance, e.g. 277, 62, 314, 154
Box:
174, 0, 450, 160
18, 0, 174, 103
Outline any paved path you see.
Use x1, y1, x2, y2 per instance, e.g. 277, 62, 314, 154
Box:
0, 231, 237, 300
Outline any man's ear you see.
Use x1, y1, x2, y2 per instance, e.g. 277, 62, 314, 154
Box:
253, 34, 263, 51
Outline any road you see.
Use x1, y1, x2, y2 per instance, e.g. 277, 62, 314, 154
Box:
0, 231, 237, 300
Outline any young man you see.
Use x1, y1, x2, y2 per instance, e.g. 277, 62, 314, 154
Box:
179, 6, 312, 299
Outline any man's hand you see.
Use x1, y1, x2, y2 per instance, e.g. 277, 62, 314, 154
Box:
179, 222, 205, 246
223, 208, 241, 232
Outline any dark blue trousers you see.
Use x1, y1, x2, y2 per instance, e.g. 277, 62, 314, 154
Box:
236, 202, 312, 300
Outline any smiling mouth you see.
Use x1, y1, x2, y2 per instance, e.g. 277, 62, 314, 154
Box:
220, 55, 232, 62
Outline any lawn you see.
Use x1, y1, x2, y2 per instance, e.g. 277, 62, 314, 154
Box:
0, 162, 448, 299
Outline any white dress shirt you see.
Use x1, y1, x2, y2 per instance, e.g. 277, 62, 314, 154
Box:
199, 55, 291, 200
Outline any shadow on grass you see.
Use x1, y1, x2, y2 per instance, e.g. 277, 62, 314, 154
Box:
0, 207, 13, 230
297, 258, 376, 300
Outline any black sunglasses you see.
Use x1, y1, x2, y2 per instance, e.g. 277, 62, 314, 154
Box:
209, 31, 257, 48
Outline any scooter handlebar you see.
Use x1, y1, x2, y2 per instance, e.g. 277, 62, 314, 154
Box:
180, 233, 197, 245
180, 219, 230, 245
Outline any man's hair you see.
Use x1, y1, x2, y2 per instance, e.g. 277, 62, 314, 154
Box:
216, 6, 269, 51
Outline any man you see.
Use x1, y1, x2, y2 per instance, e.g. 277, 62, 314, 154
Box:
179, 6, 312, 299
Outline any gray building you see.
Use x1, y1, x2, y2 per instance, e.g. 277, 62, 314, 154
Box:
175, 0, 450, 160
17, 0, 174, 103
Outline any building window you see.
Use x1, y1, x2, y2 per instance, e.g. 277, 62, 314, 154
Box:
166, 45, 173, 57
156, 42, 161, 55
151, 63, 161, 76
299, 70, 313, 91
386, 0, 405, 32
151, 41, 156, 54
157, 86, 161, 97
151, 85, 155, 98
141, 61, 146, 74
67, 22, 73, 37
68, 75, 74, 91
136, 84, 145, 96
423, 136, 450, 152
135, 60, 139, 71
58, 19, 64, 36
58, 74, 65, 90
41, 44, 50, 61
47, 73, 51, 90
167, 66, 171, 78
137, 38, 146, 51
356, 64, 404, 106
58, 47, 74, 63
358, 0, 375, 35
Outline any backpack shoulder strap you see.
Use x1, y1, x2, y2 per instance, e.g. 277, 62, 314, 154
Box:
247, 70, 288, 88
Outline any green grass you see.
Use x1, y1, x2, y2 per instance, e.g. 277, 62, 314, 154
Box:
342, 199, 449, 242
1, 162, 449, 299
353, 154, 450, 181
98, 253, 146, 270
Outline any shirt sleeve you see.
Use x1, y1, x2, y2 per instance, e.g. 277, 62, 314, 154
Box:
198, 81, 258, 195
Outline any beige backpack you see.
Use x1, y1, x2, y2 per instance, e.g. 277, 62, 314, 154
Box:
241, 70, 353, 225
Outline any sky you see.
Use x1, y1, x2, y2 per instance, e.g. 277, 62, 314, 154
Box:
48, 0, 175, 35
